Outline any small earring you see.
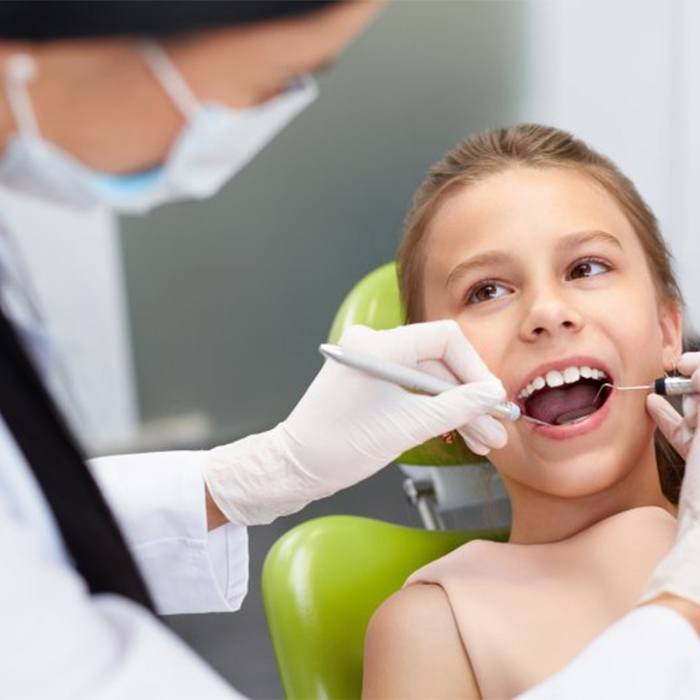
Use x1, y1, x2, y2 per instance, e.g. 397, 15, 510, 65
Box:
665, 357, 680, 377
440, 431, 456, 445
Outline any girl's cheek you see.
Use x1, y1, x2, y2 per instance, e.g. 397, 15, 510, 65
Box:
457, 322, 504, 372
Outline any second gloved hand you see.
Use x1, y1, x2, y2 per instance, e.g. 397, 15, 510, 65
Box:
204, 321, 507, 525
642, 352, 700, 607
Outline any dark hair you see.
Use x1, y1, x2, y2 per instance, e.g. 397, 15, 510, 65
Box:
660, 333, 700, 502
0, 1, 337, 40
398, 124, 686, 503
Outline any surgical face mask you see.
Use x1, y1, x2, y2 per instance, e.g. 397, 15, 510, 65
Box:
0, 42, 318, 214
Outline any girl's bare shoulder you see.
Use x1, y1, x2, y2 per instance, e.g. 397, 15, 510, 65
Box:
362, 583, 480, 699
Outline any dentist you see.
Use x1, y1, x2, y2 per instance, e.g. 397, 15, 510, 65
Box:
0, 3, 509, 698
0, 3, 698, 699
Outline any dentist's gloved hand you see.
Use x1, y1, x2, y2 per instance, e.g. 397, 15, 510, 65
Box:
203, 321, 507, 525
642, 352, 700, 607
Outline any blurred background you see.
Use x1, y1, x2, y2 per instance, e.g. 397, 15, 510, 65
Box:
0, 0, 698, 697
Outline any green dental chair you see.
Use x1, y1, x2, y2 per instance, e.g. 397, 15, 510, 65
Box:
262, 263, 508, 699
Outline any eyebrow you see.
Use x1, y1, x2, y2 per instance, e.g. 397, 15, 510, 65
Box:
445, 230, 623, 289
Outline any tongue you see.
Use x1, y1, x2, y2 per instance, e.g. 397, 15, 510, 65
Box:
525, 382, 600, 425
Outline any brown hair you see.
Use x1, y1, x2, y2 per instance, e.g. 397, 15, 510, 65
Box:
397, 123, 685, 502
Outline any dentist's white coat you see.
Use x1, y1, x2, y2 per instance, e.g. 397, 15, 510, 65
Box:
0, 418, 249, 699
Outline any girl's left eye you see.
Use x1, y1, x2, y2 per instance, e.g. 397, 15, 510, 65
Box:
568, 258, 610, 280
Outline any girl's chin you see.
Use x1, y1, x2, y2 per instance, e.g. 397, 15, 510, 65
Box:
494, 394, 657, 498
497, 449, 638, 499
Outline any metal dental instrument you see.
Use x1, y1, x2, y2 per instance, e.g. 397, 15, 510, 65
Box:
597, 376, 697, 401
319, 343, 550, 426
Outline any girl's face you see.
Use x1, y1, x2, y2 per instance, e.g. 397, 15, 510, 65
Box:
422, 166, 682, 499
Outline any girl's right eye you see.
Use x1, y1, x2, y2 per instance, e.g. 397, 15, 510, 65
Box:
465, 280, 513, 305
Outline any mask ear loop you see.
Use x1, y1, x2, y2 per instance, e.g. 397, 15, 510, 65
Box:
4, 54, 41, 140
140, 40, 200, 122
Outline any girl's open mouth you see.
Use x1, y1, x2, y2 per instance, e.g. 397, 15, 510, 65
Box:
516, 362, 615, 439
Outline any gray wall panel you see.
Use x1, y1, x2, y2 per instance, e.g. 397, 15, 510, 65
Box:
120, 1, 526, 440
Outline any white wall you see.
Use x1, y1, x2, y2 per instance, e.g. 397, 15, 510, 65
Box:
676, 0, 700, 331
520, 0, 699, 331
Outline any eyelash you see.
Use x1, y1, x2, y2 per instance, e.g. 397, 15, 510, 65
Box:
568, 257, 611, 280
464, 257, 612, 306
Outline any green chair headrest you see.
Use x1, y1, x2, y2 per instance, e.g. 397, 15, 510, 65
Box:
328, 262, 483, 467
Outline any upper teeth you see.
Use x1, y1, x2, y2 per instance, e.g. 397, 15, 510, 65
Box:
518, 365, 609, 400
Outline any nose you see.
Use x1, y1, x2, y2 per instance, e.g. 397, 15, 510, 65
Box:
520, 288, 584, 341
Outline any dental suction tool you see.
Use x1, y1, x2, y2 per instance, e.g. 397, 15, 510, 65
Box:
319, 343, 549, 426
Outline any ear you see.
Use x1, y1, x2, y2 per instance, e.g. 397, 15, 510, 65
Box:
658, 299, 683, 371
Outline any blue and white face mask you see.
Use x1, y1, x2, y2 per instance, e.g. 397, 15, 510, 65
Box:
0, 41, 318, 215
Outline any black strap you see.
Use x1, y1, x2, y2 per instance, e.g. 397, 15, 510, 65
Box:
0, 306, 155, 611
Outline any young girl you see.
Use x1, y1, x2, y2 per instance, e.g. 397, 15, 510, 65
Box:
362, 124, 685, 698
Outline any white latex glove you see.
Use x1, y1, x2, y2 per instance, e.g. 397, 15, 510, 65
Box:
203, 321, 507, 525
641, 352, 700, 606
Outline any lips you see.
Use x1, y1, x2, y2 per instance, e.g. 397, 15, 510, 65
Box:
512, 355, 616, 438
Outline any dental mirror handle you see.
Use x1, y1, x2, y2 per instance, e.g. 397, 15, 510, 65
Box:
319, 343, 521, 422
